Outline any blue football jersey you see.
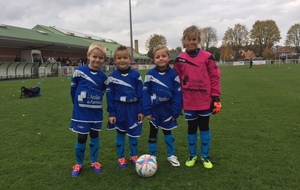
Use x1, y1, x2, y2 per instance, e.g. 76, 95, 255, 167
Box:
70, 65, 107, 122
106, 67, 143, 117
143, 66, 182, 118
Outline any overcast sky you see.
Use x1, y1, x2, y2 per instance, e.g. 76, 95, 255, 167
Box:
1, 0, 299, 53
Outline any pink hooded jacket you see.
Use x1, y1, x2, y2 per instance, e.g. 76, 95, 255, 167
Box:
173, 50, 221, 111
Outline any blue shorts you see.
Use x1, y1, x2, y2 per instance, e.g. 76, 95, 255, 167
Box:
70, 121, 102, 134
107, 102, 142, 138
150, 102, 178, 130
184, 110, 212, 120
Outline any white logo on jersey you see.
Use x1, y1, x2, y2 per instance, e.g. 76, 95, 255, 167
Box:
78, 91, 87, 102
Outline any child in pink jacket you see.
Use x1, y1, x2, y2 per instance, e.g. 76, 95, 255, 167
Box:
174, 25, 222, 169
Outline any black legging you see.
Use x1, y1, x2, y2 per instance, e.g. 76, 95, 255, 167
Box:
77, 129, 99, 144
148, 122, 171, 143
187, 116, 210, 134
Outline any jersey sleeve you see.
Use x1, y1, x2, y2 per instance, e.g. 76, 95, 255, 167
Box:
142, 73, 152, 116
137, 74, 143, 114
106, 76, 116, 117
206, 54, 221, 97
172, 73, 183, 118
173, 58, 181, 76
101, 73, 108, 96
70, 70, 80, 104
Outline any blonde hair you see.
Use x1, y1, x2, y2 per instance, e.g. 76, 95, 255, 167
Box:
87, 43, 107, 57
181, 25, 201, 48
113, 45, 132, 59
153, 45, 170, 58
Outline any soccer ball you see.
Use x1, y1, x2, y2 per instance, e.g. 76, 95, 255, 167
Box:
135, 154, 158, 177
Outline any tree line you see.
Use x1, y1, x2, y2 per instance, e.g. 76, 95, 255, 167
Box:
145, 20, 300, 61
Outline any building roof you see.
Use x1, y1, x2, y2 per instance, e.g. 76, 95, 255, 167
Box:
0, 24, 148, 59
276, 46, 293, 54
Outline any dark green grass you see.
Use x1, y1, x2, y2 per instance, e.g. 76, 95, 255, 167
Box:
0, 64, 299, 190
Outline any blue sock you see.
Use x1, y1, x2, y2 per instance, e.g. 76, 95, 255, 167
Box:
200, 130, 211, 158
116, 132, 125, 158
164, 134, 174, 157
148, 143, 157, 156
89, 137, 100, 163
75, 141, 86, 165
129, 137, 138, 157
187, 133, 197, 157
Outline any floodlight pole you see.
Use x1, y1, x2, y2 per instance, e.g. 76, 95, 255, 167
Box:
129, 0, 134, 62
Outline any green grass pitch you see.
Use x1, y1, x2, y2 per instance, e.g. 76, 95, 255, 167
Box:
0, 64, 299, 190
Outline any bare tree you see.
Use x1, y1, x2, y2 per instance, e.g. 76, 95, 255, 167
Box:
222, 23, 249, 60
201, 27, 218, 50
285, 23, 300, 53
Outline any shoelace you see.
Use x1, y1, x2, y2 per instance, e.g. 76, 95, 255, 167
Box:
91, 162, 102, 169
170, 156, 177, 159
202, 158, 210, 162
169, 157, 179, 164
130, 156, 138, 162
73, 164, 81, 171
119, 158, 126, 165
